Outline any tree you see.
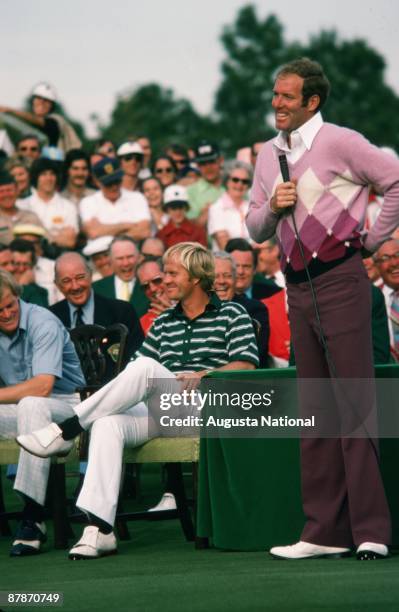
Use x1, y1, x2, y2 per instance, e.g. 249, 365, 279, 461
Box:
101, 84, 215, 156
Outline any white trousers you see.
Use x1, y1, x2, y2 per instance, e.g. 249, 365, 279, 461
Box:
0, 394, 79, 505
76, 357, 180, 526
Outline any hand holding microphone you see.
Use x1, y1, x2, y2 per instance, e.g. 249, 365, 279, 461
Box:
270, 154, 297, 215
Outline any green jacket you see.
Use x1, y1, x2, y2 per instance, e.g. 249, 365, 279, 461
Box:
21, 283, 49, 308
92, 275, 149, 318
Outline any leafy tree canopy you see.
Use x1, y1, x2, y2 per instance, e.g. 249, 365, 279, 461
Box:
101, 83, 215, 157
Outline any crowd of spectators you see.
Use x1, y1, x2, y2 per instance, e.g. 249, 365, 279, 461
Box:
1, 80, 398, 368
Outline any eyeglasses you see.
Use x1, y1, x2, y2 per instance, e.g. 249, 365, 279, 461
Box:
229, 176, 250, 186
19, 146, 39, 153
140, 276, 163, 290
120, 154, 143, 162
374, 251, 399, 264
155, 167, 174, 174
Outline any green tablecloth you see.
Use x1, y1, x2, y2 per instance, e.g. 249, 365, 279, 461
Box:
197, 365, 399, 550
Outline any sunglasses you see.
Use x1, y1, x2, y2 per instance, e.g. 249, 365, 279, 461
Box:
121, 153, 143, 162
140, 276, 163, 290
19, 146, 39, 153
229, 176, 250, 185
155, 167, 174, 174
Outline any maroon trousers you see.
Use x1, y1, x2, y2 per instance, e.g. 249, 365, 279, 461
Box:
287, 253, 391, 547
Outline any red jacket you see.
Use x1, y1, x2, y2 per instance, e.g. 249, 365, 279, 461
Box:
157, 219, 207, 248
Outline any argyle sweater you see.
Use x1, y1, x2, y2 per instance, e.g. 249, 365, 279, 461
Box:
247, 123, 399, 281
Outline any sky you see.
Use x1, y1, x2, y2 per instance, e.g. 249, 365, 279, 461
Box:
1, 0, 398, 137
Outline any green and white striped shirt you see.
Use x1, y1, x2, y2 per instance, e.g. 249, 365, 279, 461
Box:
136, 293, 259, 372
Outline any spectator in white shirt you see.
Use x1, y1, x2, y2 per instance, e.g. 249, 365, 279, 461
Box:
208, 161, 252, 251
79, 157, 151, 243
22, 158, 78, 250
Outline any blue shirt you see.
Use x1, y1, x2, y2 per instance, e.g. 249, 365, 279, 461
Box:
0, 300, 85, 394
67, 290, 95, 328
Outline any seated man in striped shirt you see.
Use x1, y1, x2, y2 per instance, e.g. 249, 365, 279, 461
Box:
17, 242, 259, 559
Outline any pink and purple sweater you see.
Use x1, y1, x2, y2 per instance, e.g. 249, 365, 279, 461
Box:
247, 123, 399, 281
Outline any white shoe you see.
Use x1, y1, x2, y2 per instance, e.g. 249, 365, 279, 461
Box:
69, 526, 117, 560
356, 542, 388, 560
17, 423, 73, 458
148, 493, 177, 512
270, 540, 351, 560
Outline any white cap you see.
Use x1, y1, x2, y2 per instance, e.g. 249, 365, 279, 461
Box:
163, 184, 189, 206
117, 141, 144, 156
13, 224, 47, 238
82, 236, 113, 257
32, 82, 57, 102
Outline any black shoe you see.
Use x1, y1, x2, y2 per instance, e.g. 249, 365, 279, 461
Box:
10, 520, 47, 557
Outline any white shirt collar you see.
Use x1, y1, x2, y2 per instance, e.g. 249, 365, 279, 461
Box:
274, 112, 324, 153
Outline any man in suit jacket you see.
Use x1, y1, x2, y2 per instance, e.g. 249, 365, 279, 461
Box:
373, 238, 399, 361
50, 252, 144, 367
225, 238, 281, 300
93, 235, 149, 318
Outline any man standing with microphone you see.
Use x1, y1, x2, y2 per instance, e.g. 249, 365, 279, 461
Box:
247, 58, 399, 560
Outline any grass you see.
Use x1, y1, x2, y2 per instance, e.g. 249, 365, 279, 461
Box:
1, 466, 399, 612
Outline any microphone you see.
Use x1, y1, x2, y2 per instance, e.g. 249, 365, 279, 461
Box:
278, 154, 290, 183
278, 153, 294, 218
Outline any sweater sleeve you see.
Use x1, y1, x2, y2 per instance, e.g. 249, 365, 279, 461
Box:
246, 144, 280, 242
334, 130, 399, 253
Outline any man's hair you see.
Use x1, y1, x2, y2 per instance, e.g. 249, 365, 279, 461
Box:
213, 251, 237, 278
225, 238, 257, 267
110, 235, 139, 255
9, 238, 37, 266
61, 148, 90, 188
30, 157, 60, 188
0, 269, 21, 299
54, 252, 92, 282
164, 242, 215, 292
136, 256, 163, 277
140, 236, 165, 256
276, 57, 330, 110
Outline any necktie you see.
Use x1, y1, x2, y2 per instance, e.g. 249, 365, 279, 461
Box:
121, 281, 131, 301
75, 306, 85, 327
390, 291, 399, 361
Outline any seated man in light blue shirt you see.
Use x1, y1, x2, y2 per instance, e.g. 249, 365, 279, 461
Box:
0, 270, 85, 557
